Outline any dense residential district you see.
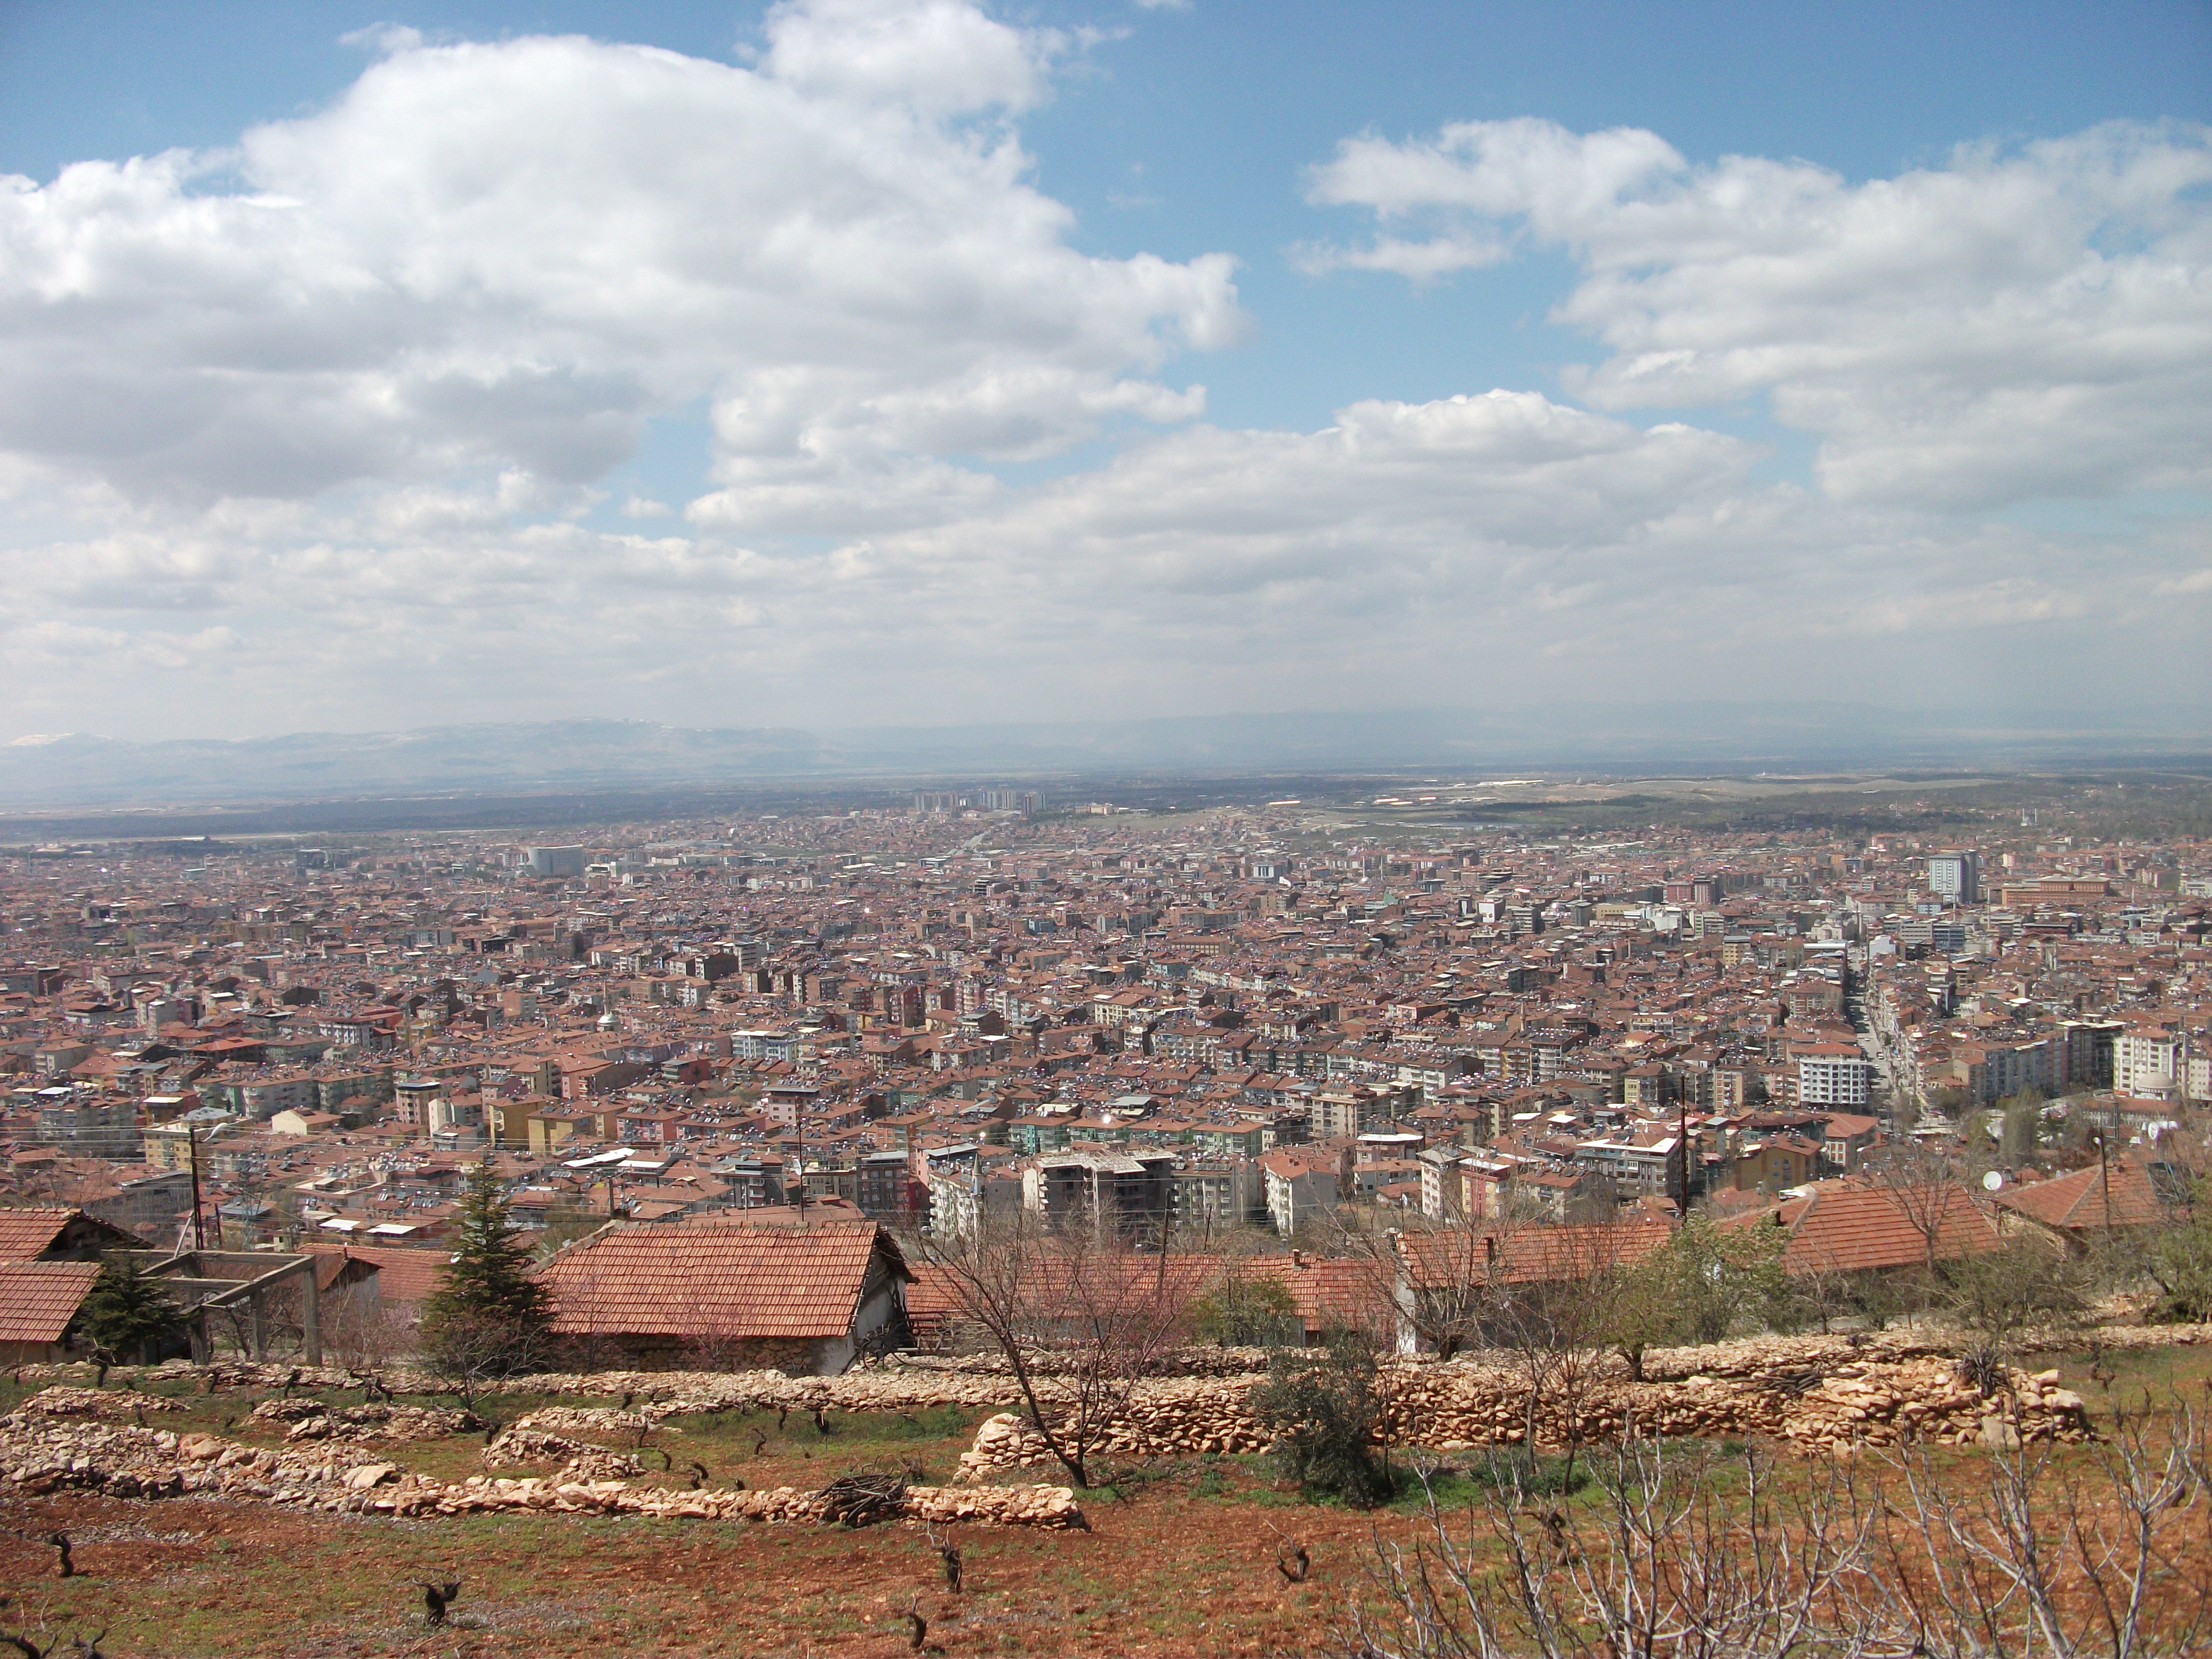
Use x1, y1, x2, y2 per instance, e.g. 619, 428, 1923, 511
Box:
2, 794, 2208, 1370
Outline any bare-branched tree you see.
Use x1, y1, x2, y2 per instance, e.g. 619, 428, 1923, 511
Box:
1865, 1138, 1973, 1276
910, 1201, 1193, 1487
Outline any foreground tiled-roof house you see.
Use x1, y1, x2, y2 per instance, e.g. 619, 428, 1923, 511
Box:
1728, 1178, 2006, 1275
534, 1217, 911, 1375
0, 1206, 148, 1365
1992, 1159, 2169, 1254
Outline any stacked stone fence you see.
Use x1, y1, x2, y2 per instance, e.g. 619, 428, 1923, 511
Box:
11, 1321, 2188, 1478
0, 1406, 1086, 1529
948, 1353, 2095, 1479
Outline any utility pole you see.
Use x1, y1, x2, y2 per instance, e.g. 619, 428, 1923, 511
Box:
1676, 1092, 1691, 1213
795, 1104, 807, 1222
187, 1123, 206, 1251
2100, 1095, 2115, 1243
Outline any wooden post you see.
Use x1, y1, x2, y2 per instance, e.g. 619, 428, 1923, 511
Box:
299, 1257, 322, 1366
187, 1124, 206, 1251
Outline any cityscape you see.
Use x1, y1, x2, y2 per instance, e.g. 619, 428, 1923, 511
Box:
1, 1, 2206, 1655
3, 772, 2212, 1651
7, 786, 2208, 1260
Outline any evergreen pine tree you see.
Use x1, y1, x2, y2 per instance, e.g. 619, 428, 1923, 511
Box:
420, 1162, 551, 1378
76, 1258, 182, 1363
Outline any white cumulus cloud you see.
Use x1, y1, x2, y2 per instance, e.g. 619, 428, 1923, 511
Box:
1306, 117, 2212, 508
0, 18, 2204, 745
0, 4, 1241, 509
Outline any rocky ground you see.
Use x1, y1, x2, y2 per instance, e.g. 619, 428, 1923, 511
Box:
0, 1323, 2203, 1656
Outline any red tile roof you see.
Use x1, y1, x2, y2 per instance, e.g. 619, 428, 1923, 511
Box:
901, 1259, 964, 1346
0, 1260, 101, 1344
301, 1243, 453, 1306
0, 1208, 75, 1264
1994, 1162, 2166, 1234
1396, 1217, 1673, 1287
535, 1218, 905, 1340
1246, 1255, 1396, 1339
1751, 1180, 2005, 1274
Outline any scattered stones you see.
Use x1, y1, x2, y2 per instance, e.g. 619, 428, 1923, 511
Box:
484, 1426, 599, 1465
556, 1448, 647, 1482
251, 1401, 481, 1444
14, 1387, 184, 1423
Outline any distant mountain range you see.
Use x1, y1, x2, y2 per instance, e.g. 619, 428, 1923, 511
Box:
0, 703, 2201, 813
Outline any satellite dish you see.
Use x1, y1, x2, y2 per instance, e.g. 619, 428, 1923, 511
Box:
1983, 1171, 2004, 1192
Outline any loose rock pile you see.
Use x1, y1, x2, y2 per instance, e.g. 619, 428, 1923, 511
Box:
14, 1386, 184, 1423
484, 1426, 603, 1465
555, 1448, 649, 1482
955, 1413, 1054, 1481
248, 1399, 482, 1444
0, 1415, 1087, 1529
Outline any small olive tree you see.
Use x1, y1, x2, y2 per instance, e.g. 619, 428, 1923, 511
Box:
2147, 1177, 2212, 1322
1189, 1266, 1300, 1347
1249, 1328, 1392, 1506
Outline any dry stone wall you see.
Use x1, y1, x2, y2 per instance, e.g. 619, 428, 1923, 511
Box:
0, 1411, 1087, 1530
950, 1355, 2095, 1478
13, 1387, 184, 1423
9, 1320, 2145, 1484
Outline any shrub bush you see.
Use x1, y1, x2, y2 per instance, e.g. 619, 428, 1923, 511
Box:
1248, 1329, 1393, 1507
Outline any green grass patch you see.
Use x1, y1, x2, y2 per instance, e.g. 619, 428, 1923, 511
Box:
1387, 1450, 1592, 1512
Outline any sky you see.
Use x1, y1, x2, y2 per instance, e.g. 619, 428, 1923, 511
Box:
0, 0, 2208, 745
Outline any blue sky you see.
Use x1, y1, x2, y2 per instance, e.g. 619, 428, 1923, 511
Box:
0, 1, 2206, 742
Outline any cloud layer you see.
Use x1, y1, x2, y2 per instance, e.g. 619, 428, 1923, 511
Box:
1307, 117, 2212, 509
0, 2, 1239, 510
0, 5, 2205, 744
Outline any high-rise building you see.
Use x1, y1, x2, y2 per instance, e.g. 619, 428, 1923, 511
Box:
526, 846, 586, 878
1796, 1048, 1875, 1108
1927, 850, 1980, 904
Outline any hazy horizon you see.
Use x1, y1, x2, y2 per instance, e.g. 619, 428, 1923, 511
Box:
3, 702, 2209, 816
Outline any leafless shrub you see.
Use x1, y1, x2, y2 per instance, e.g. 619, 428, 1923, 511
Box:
320, 1294, 413, 1373
1346, 1400, 2212, 1659
679, 1307, 756, 1374
1882, 1398, 2212, 1658
1348, 1427, 1893, 1659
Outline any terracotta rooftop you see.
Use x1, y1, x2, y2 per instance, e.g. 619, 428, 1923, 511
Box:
0, 1208, 76, 1263
0, 1260, 102, 1344
301, 1242, 453, 1306
1396, 1216, 1672, 1287
1994, 1161, 2167, 1234
535, 1218, 906, 1340
1247, 1254, 1395, 1338
1748, 1180, 2005, 1274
